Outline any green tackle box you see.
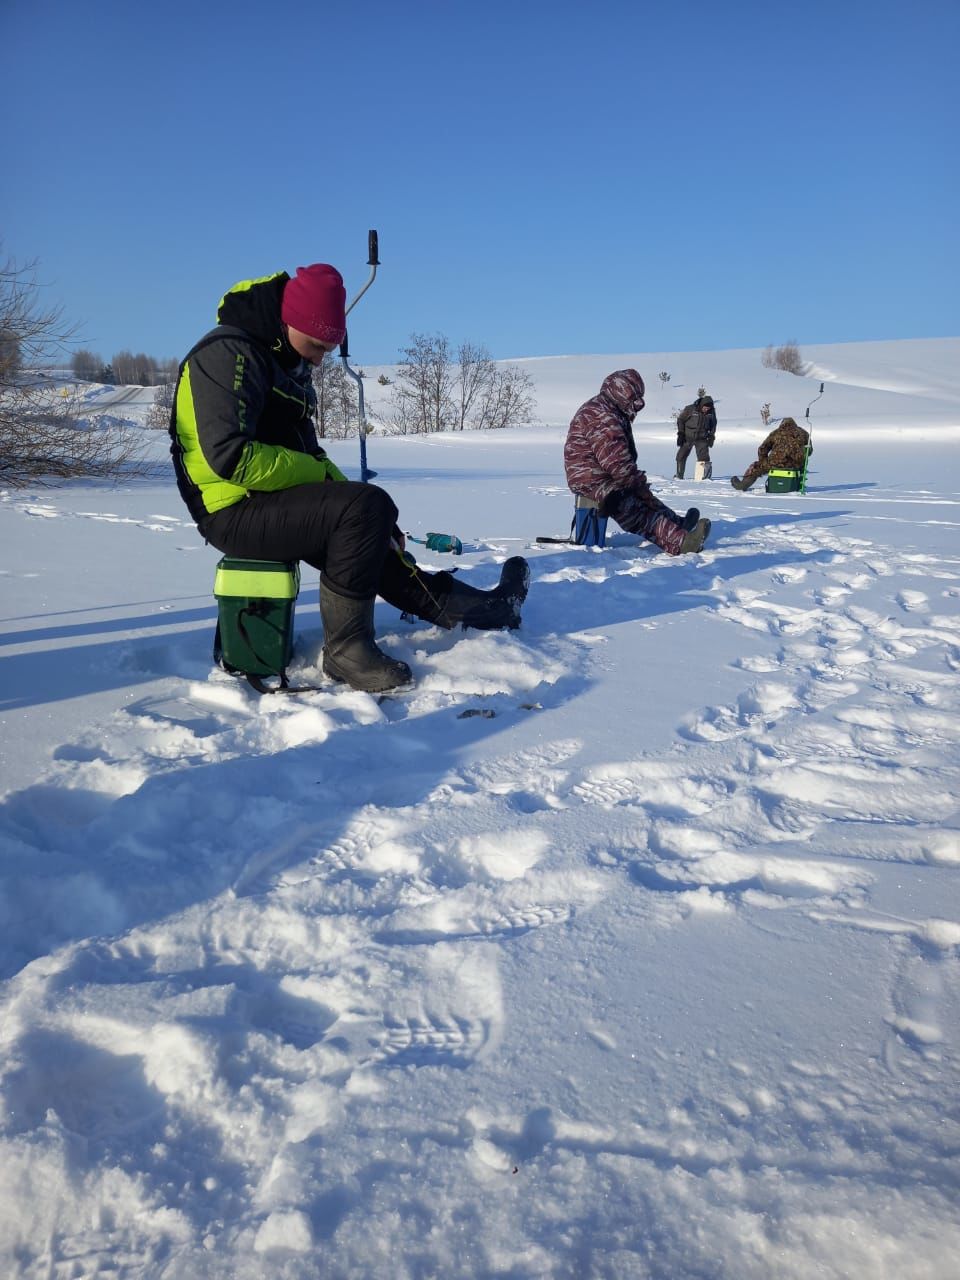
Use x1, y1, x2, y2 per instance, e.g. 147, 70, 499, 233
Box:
765, 469, 802, 494
213, 557, 300, 678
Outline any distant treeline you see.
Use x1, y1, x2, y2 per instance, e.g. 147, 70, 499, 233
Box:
70, 349, 179, 386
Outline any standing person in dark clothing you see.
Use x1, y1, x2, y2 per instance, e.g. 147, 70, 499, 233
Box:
170, 264, 529, 694
731, 417, 812, 490
564, 369, 711, 554
675, 394, 717, 479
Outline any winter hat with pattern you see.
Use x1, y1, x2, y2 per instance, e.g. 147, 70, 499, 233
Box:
281, 264, 347, 345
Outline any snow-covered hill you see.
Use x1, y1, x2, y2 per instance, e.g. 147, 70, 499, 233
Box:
361, 336, 960, 436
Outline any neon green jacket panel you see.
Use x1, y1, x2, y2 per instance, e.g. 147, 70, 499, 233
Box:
173, 326, 345, 519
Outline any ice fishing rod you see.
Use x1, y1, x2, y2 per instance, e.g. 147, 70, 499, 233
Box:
340, 230, 380, 483
800, 380, 824, 494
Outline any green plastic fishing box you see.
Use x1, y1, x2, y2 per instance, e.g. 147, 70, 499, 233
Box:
765, 468, 802, 494
213, 557, 300, 678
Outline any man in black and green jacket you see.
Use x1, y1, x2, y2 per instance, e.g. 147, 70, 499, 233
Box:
171, 264, 528, 693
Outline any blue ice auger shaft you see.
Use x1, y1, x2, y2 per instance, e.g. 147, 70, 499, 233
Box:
340, 230, 380, 482
800, 381, 824, 494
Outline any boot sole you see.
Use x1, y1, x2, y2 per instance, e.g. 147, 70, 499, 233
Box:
322, 655, 414, 694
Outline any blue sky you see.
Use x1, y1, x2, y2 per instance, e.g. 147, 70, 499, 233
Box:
3, 0, 957, 366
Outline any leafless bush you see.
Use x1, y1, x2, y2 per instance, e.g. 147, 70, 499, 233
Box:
145, 380, 175, 430
760, 402, 772, 425
761, 341, 806, 375
1, 249, 149, 484
475, 364, 536, 430
0, 385, 149, 484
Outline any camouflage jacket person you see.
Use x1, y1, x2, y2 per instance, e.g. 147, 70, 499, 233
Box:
732, 417, 812, 490
757, 417, 811, 469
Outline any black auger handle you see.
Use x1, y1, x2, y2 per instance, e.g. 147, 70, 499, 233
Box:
368, 230, 380, 266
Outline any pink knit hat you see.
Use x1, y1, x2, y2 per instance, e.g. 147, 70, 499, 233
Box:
281, 264, 347, 344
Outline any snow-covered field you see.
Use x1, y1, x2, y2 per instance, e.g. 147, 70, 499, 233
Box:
1, 339, 958, 1279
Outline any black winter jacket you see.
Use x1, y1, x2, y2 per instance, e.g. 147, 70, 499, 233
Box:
676, 399, 717, 446
170, 273, 344, 529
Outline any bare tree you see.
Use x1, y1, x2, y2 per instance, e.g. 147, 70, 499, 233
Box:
112, 350, 158, 386
0, 326, 20, 379
394, 333, 455, 434
1, 249, 78, 372
111, 350, 138, 385
455, 341, 495, 430
71, 349, 102, 381
760, 402, 772, 426
0, 249, 148, 485
658, 370, 671, 387
312, 354, 359, 439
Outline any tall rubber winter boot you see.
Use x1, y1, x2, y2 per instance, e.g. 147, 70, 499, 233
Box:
433, 556, 530, 630
383, 555, 530, 630
320, 582, 412, 693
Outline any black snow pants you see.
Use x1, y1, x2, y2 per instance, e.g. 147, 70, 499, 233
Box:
675, 439, 712, 479
201, 481, 444, 612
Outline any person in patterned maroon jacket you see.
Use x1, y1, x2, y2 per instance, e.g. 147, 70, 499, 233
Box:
563, 369, 712, 554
